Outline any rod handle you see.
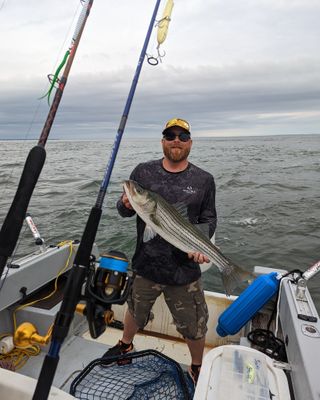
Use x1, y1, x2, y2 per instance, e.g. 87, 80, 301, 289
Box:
0, 146, 46, 276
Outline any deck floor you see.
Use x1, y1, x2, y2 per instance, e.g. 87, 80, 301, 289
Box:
83, 325, 213, 366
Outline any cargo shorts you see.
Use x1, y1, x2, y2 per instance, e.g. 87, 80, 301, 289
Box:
127, 275, 209, 340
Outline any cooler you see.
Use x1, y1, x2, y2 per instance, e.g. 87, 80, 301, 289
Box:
194, 345, 291, 400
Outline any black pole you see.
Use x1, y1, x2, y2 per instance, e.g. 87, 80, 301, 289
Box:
0, 0, 94, 279
32, 1, 162, 399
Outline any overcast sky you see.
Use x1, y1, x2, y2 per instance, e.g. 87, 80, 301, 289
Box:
0, 0, 319, 139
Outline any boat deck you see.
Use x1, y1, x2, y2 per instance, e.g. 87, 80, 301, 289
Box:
83, 325, 214, 366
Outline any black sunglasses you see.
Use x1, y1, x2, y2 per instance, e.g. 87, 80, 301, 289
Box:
163, 131, 190, 142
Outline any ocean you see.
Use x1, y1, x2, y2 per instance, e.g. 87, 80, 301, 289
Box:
0, 134, 319, 311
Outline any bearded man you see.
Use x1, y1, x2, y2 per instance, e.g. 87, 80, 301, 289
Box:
104, 118, 217, 386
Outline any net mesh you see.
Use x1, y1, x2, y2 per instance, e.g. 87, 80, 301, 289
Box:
70, 349, 193, 400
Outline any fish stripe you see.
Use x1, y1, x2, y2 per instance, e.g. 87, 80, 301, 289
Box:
123, 180, 251, 295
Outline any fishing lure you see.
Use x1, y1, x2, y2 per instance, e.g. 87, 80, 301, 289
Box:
40, 0, 92, 105
148, 0, 174, 65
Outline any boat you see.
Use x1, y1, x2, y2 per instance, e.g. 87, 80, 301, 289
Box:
0, 235, 319, 399
1, 1, 320, 399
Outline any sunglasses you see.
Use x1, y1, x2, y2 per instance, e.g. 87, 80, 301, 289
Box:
163, 131, 191, 142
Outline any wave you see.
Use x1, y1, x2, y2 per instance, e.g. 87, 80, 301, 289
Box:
258, 182, 309, 191
231, 217, 259, 226
219, 178, 257, 189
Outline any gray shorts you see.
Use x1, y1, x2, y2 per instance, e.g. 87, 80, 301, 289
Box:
127, 275, 208, 340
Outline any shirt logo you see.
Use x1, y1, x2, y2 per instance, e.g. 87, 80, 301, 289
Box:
183, 186, 196, 194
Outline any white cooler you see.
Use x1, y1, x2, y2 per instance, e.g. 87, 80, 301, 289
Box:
194, 345, 291, 400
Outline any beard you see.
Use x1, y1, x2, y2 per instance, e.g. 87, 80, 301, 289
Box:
163, 144, 191, 162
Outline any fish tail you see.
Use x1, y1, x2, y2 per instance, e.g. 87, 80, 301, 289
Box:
221, 265, 255, 296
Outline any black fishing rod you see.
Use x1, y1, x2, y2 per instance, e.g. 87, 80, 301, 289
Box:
0, 0, 94, 278
32, 1, 162, 399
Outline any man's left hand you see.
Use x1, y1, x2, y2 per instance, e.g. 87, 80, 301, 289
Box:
188, 252, 210, 264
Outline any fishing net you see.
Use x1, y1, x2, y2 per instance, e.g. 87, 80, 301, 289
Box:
70, 349, 193, 399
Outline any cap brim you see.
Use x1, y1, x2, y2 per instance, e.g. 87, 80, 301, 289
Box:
162, 126, 191, 135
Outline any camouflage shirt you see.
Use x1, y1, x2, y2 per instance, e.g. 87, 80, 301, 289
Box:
117, 159, 217, 285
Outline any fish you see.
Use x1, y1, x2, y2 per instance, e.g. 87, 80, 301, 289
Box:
123, 179, 253, 295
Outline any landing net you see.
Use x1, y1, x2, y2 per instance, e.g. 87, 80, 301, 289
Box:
70, 349, 193, 399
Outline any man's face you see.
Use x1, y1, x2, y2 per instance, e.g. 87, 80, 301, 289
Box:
161, 128, 192, 162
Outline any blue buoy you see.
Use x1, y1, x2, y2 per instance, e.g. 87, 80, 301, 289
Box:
216, 272, 281, 337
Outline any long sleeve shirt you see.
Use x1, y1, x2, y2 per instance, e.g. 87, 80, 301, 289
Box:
117, 159, 217, 285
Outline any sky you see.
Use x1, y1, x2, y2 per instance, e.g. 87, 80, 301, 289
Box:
0, 0, 320, 139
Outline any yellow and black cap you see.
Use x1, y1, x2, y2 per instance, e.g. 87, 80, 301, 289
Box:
162, 118, 191, 136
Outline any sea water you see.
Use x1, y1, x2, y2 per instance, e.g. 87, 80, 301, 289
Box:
0, 134, 319, 311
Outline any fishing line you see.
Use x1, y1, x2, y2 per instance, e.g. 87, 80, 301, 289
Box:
0, 0, 7, 11
33, 2, 165, 399
0, 0, 94, 280
12, 240, 74, 332
1, 2, 82, 206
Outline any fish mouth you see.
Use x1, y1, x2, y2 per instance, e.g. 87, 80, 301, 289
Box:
123, 179, 140, 196
123, 180, 134, 194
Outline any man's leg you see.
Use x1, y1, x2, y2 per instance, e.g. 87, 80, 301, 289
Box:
164, 279, 208, 384
103, 276, 163, 357
122, 276, 163, 344
121, 309, 139, 344
185, 337, 206, 365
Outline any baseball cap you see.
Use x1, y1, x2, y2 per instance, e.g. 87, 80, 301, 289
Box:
162, 118, 191, 135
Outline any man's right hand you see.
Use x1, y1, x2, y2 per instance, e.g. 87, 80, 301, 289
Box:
122, 193, 133, 210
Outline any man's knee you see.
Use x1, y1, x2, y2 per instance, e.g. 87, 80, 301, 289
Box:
175, 315, 208, 340
127, 276, 163, 330
165, 279, 209, 340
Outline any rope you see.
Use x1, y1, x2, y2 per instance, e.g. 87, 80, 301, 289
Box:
0, 333, 41, 371
12, 240, 74, 331
0, 241, 74, 370
247, 270, 303, 362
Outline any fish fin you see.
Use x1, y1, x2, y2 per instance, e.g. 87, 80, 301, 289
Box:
173, 202, 188, 219
200, 234, 216, 273
194, 223, 210, 237
200, 262, 213, 273
221, 265, 255, 296
143, 225, 157, 242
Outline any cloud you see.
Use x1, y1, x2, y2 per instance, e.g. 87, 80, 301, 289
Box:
1, 56, 319, 140
0, 0, 320, 139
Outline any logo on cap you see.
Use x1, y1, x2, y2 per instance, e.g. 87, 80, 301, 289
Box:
163, 118, 191, 134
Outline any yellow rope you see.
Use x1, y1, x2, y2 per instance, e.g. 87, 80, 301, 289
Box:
0, 241, 74, 370
0, 332, 41, 370
12, 240, 74, 331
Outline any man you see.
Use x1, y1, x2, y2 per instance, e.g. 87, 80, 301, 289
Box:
104, 118, 217, 385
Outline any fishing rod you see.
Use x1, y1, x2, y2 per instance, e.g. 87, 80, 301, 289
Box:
0, 0, 94, 279
32, 1, 163, 399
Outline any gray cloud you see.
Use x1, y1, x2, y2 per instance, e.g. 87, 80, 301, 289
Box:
1, 0, 320, 139
1, 58, 319, 139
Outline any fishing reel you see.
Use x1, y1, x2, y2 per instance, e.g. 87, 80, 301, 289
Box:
78, 250, 133, 339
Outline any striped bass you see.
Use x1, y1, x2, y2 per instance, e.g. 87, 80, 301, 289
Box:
123, 180, 253, 295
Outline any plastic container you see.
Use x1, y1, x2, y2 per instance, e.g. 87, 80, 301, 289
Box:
194, 345, 291, 400
216, 272, 280, 337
